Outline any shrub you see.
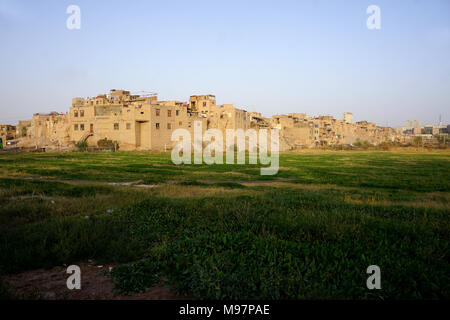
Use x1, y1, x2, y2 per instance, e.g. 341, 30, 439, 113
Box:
98, 138, 114, 148
75, 141, 88, 151
109, 257, 161, 294
98, 139, 119, 151
354, 139, 373, 150
377, 142, 392, 151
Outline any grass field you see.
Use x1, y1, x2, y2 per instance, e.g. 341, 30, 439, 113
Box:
0, 150, 449, 299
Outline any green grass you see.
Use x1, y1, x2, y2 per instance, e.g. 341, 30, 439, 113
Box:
0, 150, 449, 299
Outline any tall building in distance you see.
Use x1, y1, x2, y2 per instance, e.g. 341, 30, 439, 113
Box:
405, 120, 421, 130
344, 112, 353, 124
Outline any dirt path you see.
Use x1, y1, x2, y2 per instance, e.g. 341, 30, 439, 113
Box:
2, 176, 295, 187
4, 262, 188, 300
197, 178, 295, 185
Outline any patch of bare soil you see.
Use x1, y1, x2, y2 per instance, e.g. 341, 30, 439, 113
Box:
197, 178, 294, 185
4, 262, 188, 300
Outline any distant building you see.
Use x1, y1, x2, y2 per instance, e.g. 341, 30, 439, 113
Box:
68, 90, 209, 150
405, 120, 421, 130
14, 90, 251, 151
12, 89, 411, 151
396, 126, 406, 134
0, 124, 16, 147
344, 112, 353, 124
16, 120, 31, 138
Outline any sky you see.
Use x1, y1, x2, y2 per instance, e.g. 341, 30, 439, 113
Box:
0, 0, 449, 127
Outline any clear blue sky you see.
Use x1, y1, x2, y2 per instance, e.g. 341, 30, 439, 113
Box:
1, 0, 449, 127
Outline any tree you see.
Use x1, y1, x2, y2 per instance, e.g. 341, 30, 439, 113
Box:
412, 136, 423, 148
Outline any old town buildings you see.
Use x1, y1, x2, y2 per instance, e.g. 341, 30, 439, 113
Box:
5, 89, 410, 151
0, 124, 16, 147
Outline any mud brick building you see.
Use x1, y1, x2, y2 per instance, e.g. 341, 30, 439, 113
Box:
12, 89, 407, 151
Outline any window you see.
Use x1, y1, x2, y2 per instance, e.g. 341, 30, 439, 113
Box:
167, 123, 172, 130
80, 110, 84, 117
179, 121, 182, 126
74, 124, 78, 131
168, 110, 172, 117
156, 123, 160, 129
156, 109, 160, 116
203, 102, 207, 107
74, 110, 78, 117
126, 123, 131, 130
80, 124, 85, 131
114, 123, 119, 130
